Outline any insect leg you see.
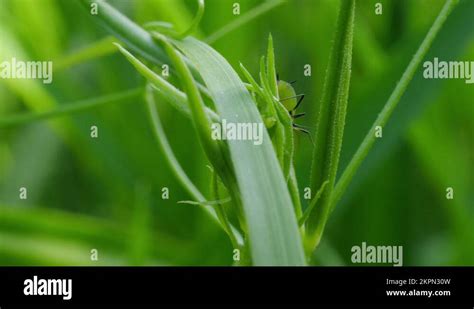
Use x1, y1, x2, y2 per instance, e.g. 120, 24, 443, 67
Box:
293, 112, 306, 119
293, 124, 315, 146
293, 123, 313, 130
292, 94, 305, 111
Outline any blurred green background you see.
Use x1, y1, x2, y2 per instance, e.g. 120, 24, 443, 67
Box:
0, 0, 472, 266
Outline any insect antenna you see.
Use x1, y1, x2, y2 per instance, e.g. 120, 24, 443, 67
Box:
280, 93, 305, 102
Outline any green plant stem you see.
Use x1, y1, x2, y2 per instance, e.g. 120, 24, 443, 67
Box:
306, 0, 356, 252
88, 0, 244, 248
56, 0, 281, 71
211, 171, 240, 249
266, 34, 279, 98
115, 43, 218, 121
145, 85, 243, 246
78, 0, 210, 97
153, 33, 223, 170
153, 33, 245, 230
79, 0, 168, 66
205, 0, 286, 44
330, 0, 459, 212
82, 0, 304, 265
288, 165, 303, 219
145, 85, 205, 202
178, 0, 205, 39
177, 38, 305, 265
55, 36, 118, 71
299, 181, 328, 226
0, 87, 143, 128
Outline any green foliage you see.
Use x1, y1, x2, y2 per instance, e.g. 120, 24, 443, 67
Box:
0, 0, 471, 266
306, 0, 356, 252
176, 37, 305, 265
331, 0, 460, 212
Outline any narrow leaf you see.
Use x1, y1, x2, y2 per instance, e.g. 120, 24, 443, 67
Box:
176, 38, 306, 265
115, 43, 218, 122
177, 0, 205, 39
145, 85, 206, 203
299, 180, 329, 226
306, 0, 356, 250
0, 88, 143, 128
205, 0, 286, 44
331, 0, 460, 210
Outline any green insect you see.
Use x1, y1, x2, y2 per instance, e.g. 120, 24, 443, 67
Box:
276, 75, 313, 143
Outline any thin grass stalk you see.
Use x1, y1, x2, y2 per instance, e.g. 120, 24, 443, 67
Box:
0, 88, 143, 128
145, 85, 243, 245
204, 0, 286, 44
145, 85, 206, 202
330, 0, 459, 212
306, 0, 356, 252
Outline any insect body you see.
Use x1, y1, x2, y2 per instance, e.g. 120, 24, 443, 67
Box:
239, 62, 312, 143
277, 79, 312, 141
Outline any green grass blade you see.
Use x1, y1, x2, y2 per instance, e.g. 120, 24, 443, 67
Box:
115, 43, 219, 121
145, 85, 206, 203
240, 63, 265, 97
0, 205, 125, 248
176, 38, 306, 265
209, 171, 240, 250
80, 0, 304, 265
55, 36, 118, 71
0, 88, 143, 128
288, 165, 303, 221
145, 84, 243, 247
128, 184, 152, 265
177, 0, 205, 39
0, 232, 124, 266
299, 181, 329, 226
337, 0, 472, 211
331, 0, 459, 211
115, 43, 187, 112
154, 33, 225, 172
205, 0, 286, 44
266, 34, 278, 98
79, 0, 212, 102
306, 0, 356, 251
79, 0, 169, 66
0, 205, 201, 265
79, 0, 208, 87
